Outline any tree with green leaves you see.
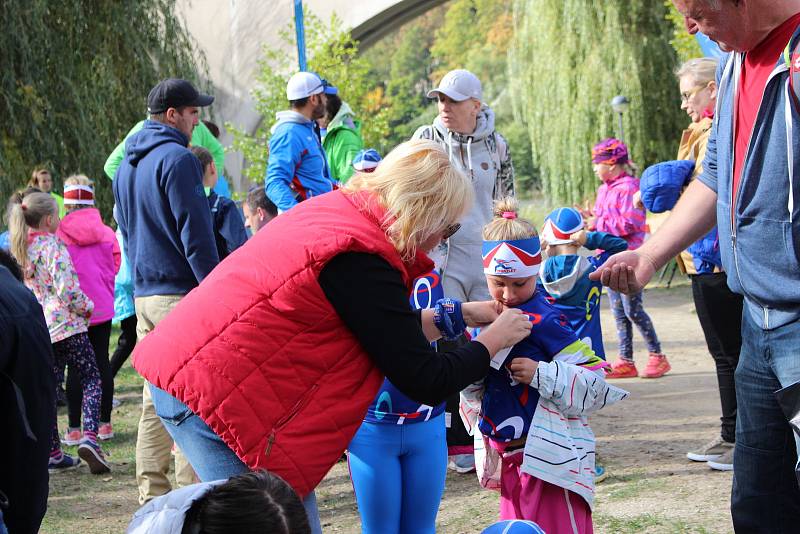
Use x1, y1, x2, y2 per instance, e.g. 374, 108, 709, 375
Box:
664, 1, 703, 62
229, 13, 390, 184
0, 0, 202, 225
510, 0, 686, 203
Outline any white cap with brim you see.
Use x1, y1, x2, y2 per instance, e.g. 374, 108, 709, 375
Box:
426, 69, 482, 102
286, 72, 324, 101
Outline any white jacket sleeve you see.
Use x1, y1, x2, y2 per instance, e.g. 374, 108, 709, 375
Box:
532, 360, 628, 417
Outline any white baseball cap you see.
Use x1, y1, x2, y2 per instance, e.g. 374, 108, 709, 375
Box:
427, 69, 482, 102
286, 72, 324, 100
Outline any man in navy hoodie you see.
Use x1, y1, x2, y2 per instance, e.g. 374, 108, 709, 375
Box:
593, 1, 800, 530
113, 78, 218, 505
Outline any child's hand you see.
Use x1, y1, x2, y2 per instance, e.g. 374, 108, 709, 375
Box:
633, 190, 644, 210
574, 200, 593, 220
569, 230, 588, 246
508, 358, 538, 385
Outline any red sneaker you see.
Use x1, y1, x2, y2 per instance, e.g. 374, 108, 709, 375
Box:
98, 422, 114, 441
606, 358, 638, 378
640, 353, 671, 378
61, 428, 83, 446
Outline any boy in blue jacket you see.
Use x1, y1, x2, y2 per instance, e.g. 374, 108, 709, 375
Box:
538, 207, 628, 359
190, 147, 248, 260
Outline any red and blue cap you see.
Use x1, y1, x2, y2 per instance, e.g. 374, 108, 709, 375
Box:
542, 207, 584, 245
482, 237, 542, 278
352, 149, 381, 172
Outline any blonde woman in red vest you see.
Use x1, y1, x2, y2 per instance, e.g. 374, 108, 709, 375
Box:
130, 139, 533, 532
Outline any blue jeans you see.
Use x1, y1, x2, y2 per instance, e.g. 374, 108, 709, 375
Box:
348, 413, 447, 534
732, 313, 800, 532
149, 383, 322, 534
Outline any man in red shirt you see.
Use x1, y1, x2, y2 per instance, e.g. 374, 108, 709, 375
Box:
591, 1, 800, 531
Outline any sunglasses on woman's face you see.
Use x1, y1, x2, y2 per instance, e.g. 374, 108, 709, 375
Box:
443, 223, 461, 240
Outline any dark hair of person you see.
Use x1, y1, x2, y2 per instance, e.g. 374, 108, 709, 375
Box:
190, 146, 214, 173
246, 185, 278, 218
181, 471, 311, 534
202, 120, 220, 138
289, 96, 310, 109
150, 106, 188, 124
325, 93, 342, 123
0, 249, 23, 281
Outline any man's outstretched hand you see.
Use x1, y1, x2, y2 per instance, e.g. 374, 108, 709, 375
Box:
588, 250, 657, 294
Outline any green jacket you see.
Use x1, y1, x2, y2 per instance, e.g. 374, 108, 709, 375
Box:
103, 120, 224, 180
322, 102, 363, 184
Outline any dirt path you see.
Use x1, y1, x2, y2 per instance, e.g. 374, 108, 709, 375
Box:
316, 284, 734, 533
41, 284, 733, 533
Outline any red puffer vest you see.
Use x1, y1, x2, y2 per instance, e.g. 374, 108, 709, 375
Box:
132, 190, 433, 496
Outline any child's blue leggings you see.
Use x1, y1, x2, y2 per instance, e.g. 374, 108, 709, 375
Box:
607, 288, 661, 360
347, 413, 447, 534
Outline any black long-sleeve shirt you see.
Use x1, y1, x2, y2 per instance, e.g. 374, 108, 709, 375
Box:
318, 252, 490, 406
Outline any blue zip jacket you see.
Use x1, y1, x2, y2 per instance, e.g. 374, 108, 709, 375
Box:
265, 111, 333, 212
538, 232, 628, 359
699, 28, 800, 329
112, 120, 219, 298
208, 192, 248, 260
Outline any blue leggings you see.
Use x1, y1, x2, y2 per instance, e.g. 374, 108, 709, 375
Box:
348, 413, 447, 534
607, 288, 661, 360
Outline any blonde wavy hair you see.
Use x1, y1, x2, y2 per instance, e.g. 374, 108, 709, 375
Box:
482, 197, 538, 241
343, 139, 473, 260
8, 192, 58, 271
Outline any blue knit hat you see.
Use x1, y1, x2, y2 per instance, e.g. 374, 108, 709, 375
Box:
352, 149, 382, 172
481, 519, 547, 534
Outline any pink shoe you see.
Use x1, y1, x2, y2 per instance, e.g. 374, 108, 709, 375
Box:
605, 358, 638, 379
62, 428, 83, 446
640, 353, 671, 378
98, 422, 114, 441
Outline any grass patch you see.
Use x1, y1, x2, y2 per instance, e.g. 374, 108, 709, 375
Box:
594, 513, 664, 533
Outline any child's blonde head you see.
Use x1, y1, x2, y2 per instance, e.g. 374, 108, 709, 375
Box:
63, 174, 94, 211
344, 139, 473, 260
482, 197, 538, 241
8, 192, 58, 271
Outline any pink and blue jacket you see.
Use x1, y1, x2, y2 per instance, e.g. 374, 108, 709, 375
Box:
591, 173, 646, 250
57, 208, 121, 325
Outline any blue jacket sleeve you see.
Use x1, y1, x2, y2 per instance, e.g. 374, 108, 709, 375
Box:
163, 153, 219, 282
585, 231, 628, 263
265, 129, 303, 212
219, 200, 249, 254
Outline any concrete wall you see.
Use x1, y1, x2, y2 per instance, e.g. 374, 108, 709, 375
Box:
176, 0, 445, 190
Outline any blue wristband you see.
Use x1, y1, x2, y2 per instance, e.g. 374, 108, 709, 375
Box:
433, 298, 466, 340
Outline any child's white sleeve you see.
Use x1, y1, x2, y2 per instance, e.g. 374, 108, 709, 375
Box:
459, 380, 484, 436
532, 360, 628, 416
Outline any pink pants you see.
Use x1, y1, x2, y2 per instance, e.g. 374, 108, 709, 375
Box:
499, 449, 593, 534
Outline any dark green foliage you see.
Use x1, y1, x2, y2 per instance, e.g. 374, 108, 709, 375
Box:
0, 0, 203, 226
510, 0, 686, 204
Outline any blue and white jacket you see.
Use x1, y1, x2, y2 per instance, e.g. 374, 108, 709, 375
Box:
538, 231, 628, 359
265, 111, 334, 212
699, 27, 800, 329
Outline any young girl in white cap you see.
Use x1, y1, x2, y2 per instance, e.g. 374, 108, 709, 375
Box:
463, 198, 627, 533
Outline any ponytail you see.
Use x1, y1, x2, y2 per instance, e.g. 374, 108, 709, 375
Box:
482, 197, 538, 241
8, 192, 57, 272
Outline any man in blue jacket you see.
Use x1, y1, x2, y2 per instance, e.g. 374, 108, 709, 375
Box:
592, 1, 800, 530
265, 72, 334, 212
113, 78, 219, 505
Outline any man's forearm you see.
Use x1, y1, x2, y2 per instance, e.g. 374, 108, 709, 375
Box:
639, 179, 718, 268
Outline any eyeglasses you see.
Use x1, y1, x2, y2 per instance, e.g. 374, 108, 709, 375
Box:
680, 84, 708, 103
443, 223, 461, 240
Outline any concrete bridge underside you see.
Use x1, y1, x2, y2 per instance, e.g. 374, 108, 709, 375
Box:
176, 0, 447, 188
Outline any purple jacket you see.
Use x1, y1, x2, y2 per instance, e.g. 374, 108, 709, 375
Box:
592, 173, 646, 250
57, 208, 121, 325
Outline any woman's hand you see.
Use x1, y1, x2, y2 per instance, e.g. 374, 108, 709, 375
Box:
475, 308, 532, 355
632, 190, 644, 210
509, 358, 538, 385
462, 300, 503, 328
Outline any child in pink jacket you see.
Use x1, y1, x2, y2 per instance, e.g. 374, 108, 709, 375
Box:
57, 176, 121, 442
586, 139, 669, 379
